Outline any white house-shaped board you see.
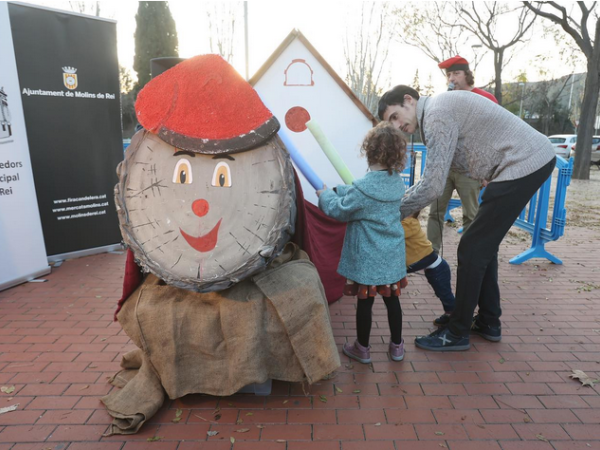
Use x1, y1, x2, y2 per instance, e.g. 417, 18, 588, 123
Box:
251, 29, 377, 204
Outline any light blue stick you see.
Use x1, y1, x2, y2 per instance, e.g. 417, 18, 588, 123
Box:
278, 127, 324, 190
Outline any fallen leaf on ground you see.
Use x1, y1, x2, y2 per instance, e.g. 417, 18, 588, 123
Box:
147, 436, 162, 442
537, 434, 549, 442
435, 431, 444, 436
352, 389, 361, 394
207, 431, 218, 437
230, 437, 235, 444
276, 440, 286, 443
498, 357, 505, 364
236, 428, 250, 433
194, 414, 207, 421
319, 395, 328, 403
0, 404, 18, 415
236, 419, 243, 425
375, 422, 381, 426
79, 385, 89, 391
569, 370, 600, 387
246, 412, 253, 416
172, 409, 183, 423
0, 386, 15, 395
335, 386, 343, 393
524, 417, 531, 423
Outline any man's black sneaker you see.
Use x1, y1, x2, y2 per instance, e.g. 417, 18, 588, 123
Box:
471, 315, 502, 342
433, 313, 451, 327
414, 327, 470, 351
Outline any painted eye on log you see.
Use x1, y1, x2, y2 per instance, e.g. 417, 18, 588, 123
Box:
172, 159, 193, 184
211, 162, 232, 188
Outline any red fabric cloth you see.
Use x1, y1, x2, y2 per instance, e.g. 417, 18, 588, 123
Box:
115, 169, 347, 319
291, 171, 346, 304
114, 249, 143, 320
472, 87, 499, 104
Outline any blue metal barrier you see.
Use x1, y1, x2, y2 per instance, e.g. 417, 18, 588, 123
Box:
408, 148, 571, 265
509, 156, 572, 265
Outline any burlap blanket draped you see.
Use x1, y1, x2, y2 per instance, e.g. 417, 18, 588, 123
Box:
102, 244, 340, 435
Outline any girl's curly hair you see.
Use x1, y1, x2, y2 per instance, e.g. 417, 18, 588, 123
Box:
360, 122, 408, 175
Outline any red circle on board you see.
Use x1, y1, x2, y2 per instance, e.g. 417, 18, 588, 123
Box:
192, 199, 210, 217
285, 106, 311, 133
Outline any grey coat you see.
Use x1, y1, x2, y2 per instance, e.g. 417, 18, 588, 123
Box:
401, 91, 556, 218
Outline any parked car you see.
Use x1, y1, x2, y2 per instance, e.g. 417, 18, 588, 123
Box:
548, 134, 577, 158
570, 136, 600, 167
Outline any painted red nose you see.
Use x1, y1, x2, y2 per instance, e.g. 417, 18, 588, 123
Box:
192, 199, 209, 217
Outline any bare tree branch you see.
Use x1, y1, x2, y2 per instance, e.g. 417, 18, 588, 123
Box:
205, 2, 241, 63
524, 2, 590, 55
525, 1, 600, 179
343, 3, 394, 115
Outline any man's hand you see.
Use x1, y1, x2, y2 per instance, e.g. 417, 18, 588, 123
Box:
316, 184, 328, 197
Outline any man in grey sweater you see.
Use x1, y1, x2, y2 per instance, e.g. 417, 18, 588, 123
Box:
378, 85, 556, 351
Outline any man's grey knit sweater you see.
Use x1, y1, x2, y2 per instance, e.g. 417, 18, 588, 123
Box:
401, 91, 556, 218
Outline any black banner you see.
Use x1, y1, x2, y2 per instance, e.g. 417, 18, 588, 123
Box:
8, 4, 122, 256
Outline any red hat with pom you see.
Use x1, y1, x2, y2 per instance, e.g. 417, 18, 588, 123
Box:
135, 54, 279, 154
438, 55, 470, 73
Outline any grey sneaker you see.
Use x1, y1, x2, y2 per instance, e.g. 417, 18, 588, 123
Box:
389, 339, 405, 361
343, 340, 371, 364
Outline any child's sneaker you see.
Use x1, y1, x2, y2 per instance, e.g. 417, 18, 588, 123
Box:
343, 340, 371, 364
433, 313, 451, 327
389, 339, 405, 361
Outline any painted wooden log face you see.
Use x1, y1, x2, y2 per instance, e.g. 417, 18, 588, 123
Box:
115, 130, 296, 292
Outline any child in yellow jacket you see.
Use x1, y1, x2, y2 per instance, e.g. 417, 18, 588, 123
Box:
402, 212, 455, 326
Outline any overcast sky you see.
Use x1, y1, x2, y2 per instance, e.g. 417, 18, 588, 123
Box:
19, 1, 588, 95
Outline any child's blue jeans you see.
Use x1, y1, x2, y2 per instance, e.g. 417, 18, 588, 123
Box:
407, 252, 455, 313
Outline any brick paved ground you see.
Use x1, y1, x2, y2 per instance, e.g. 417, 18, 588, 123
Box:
1, 183, 600, 449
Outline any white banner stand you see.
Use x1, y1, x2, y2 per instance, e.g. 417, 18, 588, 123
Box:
0, 2, 50, 291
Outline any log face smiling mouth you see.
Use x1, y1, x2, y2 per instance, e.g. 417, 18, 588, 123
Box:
180, 219, 222, 253
180, 198, 222, 253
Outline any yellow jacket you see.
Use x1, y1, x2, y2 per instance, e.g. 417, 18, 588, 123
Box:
401, 217, 434, 266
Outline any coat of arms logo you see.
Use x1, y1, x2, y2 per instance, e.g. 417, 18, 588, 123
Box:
0, 87, 12, 139
62, 66, 78, 90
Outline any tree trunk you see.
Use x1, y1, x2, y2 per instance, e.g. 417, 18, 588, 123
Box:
494, 48, 503, 105
573, 59, 600, 180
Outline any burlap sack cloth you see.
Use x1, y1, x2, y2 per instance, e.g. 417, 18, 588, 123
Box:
101, 243, 340, 435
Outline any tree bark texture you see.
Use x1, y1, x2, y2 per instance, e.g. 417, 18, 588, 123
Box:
494, 49, 504, 105
573, 60, 600, 180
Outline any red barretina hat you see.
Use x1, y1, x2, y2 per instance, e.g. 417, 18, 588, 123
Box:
438, 55, 470, 73
135, 54, 279, 154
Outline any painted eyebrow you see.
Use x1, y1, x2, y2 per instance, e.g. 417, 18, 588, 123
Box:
212, 155, 235, 161
173, 150, 195, 157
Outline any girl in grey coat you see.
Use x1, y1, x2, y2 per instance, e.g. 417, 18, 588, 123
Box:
317, 122, 409, 364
